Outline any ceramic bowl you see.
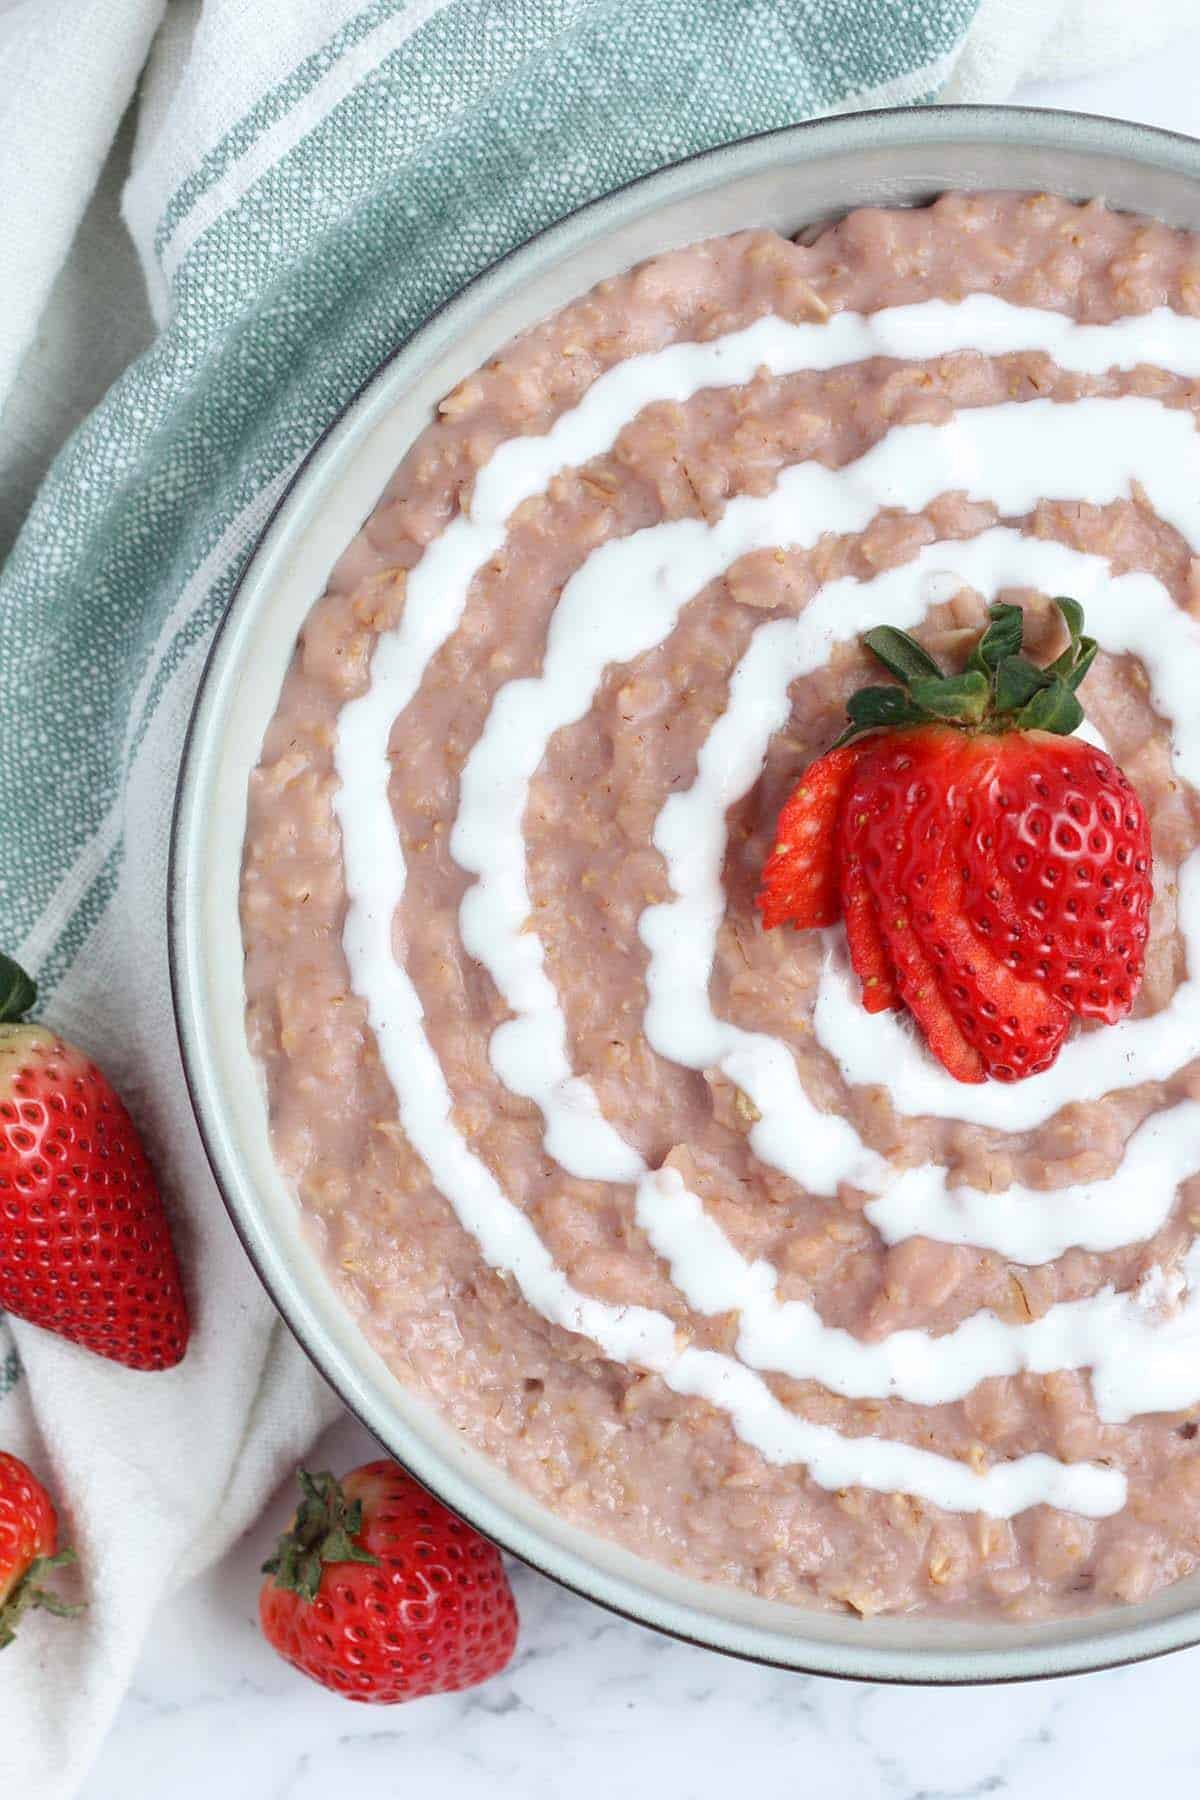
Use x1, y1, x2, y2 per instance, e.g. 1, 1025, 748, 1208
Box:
171, 104, 1200, 1681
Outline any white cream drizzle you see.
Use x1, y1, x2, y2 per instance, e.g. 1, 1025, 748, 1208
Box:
815, 855, 1200, 1129
334, 295, 1200, 1520
641, 530, 1200, 1151
639, 1167, 1200, 1421
459, 522, 1200, 1217
868, 1101, 1200, 1264
456, 423, 1200, 1177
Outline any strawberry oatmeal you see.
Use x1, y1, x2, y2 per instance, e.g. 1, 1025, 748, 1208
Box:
241, 191, 1200, 1620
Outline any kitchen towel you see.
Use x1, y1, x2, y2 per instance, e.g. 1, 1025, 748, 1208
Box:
0, 1, 1195, 1794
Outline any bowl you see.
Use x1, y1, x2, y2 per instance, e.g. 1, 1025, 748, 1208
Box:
171, 103, 1200, 1682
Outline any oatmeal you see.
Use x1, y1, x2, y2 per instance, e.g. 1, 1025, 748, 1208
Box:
241, 192, 1200, 1619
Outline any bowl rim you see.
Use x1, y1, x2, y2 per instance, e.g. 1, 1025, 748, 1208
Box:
170, 100, 1200, 1685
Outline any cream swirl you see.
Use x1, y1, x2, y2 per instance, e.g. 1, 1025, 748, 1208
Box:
334, 296, 1200, 1520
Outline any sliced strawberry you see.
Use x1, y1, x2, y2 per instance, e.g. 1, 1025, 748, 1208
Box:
756, 742, 864, 930
839, 842, 899, 1013
873, 899, 986, 1085
842, 734, 985, 1083
921, 858, 1071, 1079
961, 733, 1152, 1023
757, 596, 1155, 1084
880, 735, 1072, 1081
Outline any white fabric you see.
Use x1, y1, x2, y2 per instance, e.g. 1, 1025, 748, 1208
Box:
0, 2, 1195, 1796
945, 0, 1200, 94
0, 108, 152, 564
0, 0, 163, 405
0, 536, 339, 1798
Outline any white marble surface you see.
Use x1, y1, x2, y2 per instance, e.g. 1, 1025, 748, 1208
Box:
83, 1406, 1200, 1799
82, 39, 1200, 1800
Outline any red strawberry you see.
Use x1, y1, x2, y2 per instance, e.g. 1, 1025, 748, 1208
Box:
757, 600, 1153, 1083
839, 838, 900, 1015
757, 742, 864, 929
0, 954, 189, 1370
260, 1462, 519, 1703
848, 731, 1072, 1080
840, 731, 987, 1080
840, 731, 984, 1082
0, 1451, 81, 1648
959, 734, 1152, 1022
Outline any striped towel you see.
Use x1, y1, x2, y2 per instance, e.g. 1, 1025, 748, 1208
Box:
0, 1, 1192, 1792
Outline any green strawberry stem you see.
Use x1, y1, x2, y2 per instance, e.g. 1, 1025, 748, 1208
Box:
0, 953, 36, 1025
832, 598, 1097, 748
0, 1549, 82, 1650
262, 1470, 380, 1602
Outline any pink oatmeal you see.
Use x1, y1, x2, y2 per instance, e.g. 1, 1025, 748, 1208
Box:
241, 192, 1200, 1619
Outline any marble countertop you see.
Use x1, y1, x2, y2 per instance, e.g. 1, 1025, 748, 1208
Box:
82, 42, 1200, 1800
84, 1407, 1200, 1799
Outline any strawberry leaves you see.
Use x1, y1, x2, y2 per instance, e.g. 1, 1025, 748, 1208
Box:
993, 654, 1048, 714
861, 625, 944, 684
967, 601, 1025, 675
834, 597, 1096, 746
1047, 595, 1099, 693
1016, 678, 1085, 735
0, 954, 36, 1025
908, 671, 990, 724
836, 685, 926, 742
263, 1470, 380, 1603
0, 1550, 81, 1650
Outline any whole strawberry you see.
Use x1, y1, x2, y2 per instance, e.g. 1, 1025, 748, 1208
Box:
0, 954, 189, 1368
0, 1451, 80, 1647
757, 598, 1153, 1083
260, 1461, 519, 1703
